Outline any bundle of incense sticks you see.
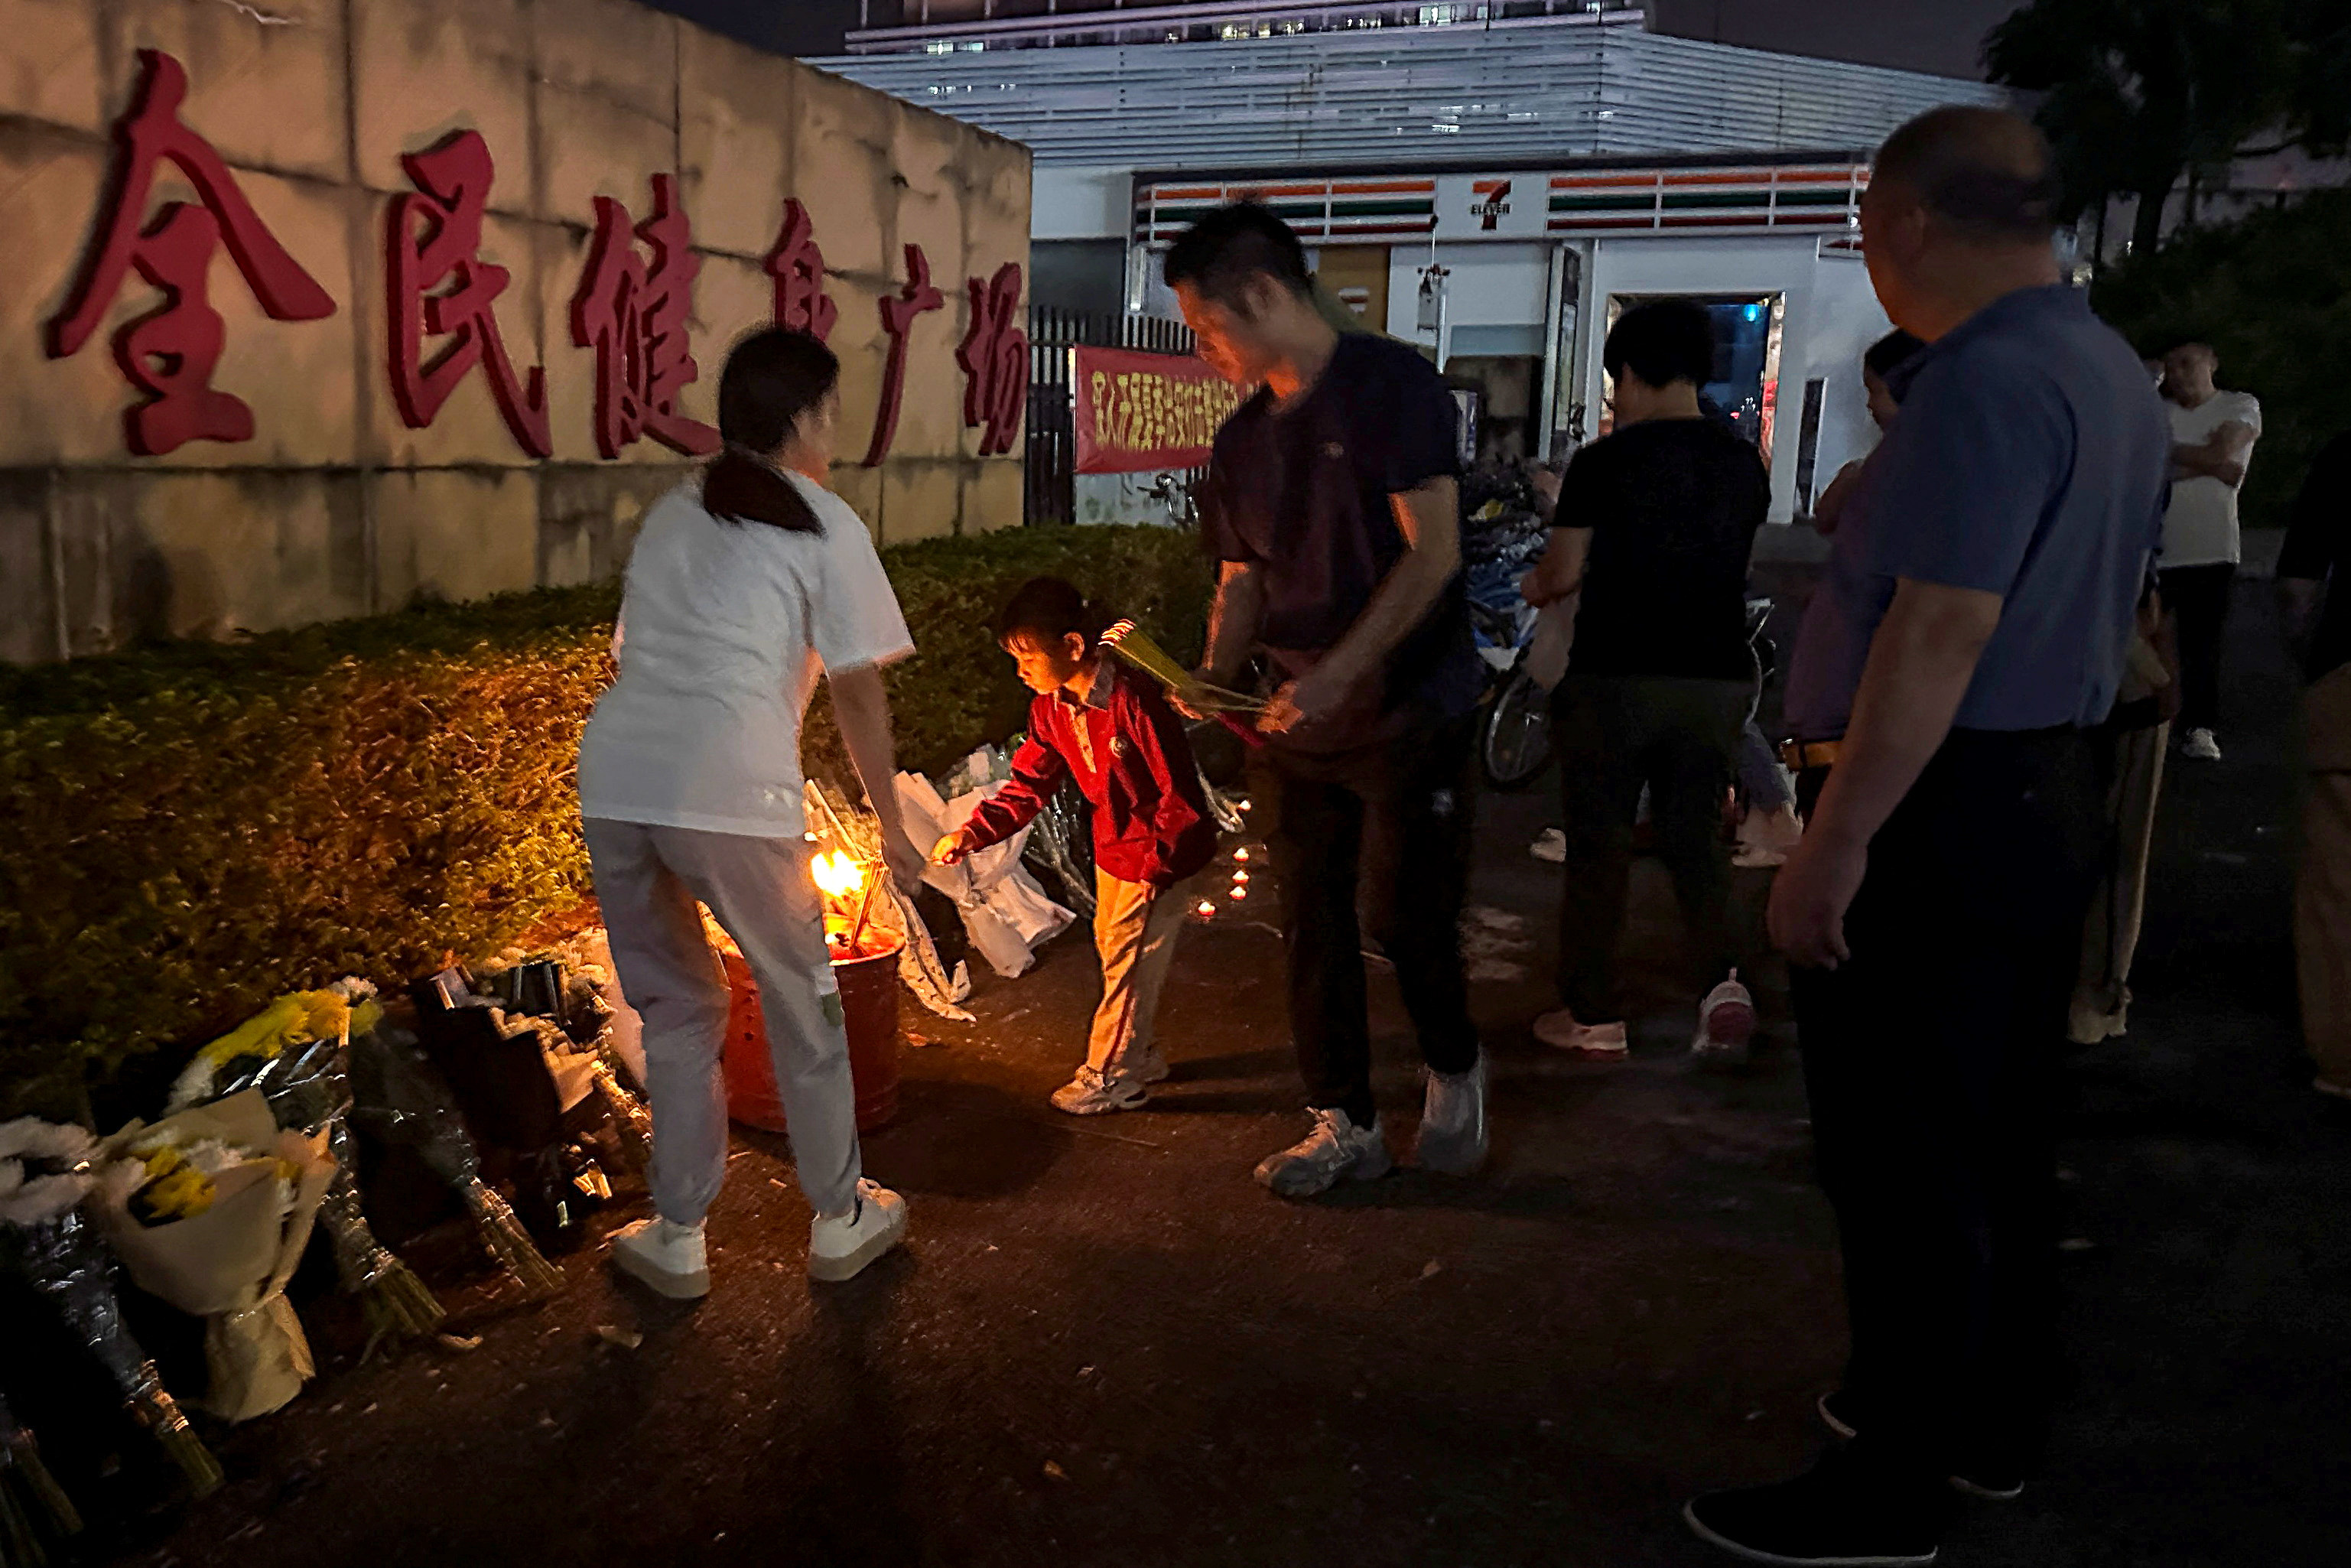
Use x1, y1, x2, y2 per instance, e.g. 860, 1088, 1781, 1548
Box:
1099, 620, 1258, 712
1099, 620, 1264, 748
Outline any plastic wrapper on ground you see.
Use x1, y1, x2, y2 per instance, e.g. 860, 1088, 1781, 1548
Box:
347, 1026, 564, 1298
0, 1211, 220, 1497
896, 765, 1075, 978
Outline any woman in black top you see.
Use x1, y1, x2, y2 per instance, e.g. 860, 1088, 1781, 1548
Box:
1522, 300, 1769, 1063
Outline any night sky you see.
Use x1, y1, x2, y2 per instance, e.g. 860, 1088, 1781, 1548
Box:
690, 1, 2022, 81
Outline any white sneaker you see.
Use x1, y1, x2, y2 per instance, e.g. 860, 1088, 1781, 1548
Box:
1254, 1108, 1392, 1197
1530, 828, 1567, 864
2182, 727, 2222, 761
808, 1179, 907, 1282
1051, 1065, 1149, 1115
1414, 1053, 1488, 1176
1692, 971, 1758, 1065
608, 1215, 709, 1299
1533, 1008, 1628, 1058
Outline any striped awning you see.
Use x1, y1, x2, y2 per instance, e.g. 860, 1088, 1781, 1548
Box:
1136, 177, 1438, 242
1547, 164, 1867, 234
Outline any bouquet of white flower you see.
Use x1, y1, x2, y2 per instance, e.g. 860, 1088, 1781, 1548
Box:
0, 1118, 220, 1498
167, 984, 444, 1347
90, 1091, 337, 1423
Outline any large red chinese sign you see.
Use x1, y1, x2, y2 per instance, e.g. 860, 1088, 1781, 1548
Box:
1071, 346, 1243, 473
47, 50, 337, 456
47, 51, 1027, 468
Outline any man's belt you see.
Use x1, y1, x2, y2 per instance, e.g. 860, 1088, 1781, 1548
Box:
1779, 739, 1842, 771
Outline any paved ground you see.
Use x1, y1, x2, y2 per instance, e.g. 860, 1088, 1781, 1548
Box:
81, 574, 2351, 1567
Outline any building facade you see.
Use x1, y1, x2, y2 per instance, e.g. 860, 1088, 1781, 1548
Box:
819, 2, 2008, 523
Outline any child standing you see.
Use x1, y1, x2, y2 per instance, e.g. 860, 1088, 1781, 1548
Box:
935, 577, 1218, 1114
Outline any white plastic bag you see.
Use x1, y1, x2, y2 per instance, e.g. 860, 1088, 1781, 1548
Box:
896, 771, 1074, 979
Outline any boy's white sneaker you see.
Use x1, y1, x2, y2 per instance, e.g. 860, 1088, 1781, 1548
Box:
1052, 1065, 1150, 1115
808, 1179, 907, 1282
1692, 971, 1758, 1065
1534, 1009, 1629, 1059
1254, 1108, 1392, 1197
608, 1215, 709, 1299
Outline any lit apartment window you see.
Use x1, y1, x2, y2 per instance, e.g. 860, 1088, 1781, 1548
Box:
925, 38, 952, 53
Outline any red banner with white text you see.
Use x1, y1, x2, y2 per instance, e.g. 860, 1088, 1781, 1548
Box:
1071, 346, 1244, 473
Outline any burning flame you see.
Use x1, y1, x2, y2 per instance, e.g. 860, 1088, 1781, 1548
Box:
811, 850, 866, 901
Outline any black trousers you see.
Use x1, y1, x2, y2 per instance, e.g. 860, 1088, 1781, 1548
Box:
2160, 562, 2235, 731
1553, 674, 1749, 1026
1792, 726, 2099, 1485
1253, 712, 1481, 1127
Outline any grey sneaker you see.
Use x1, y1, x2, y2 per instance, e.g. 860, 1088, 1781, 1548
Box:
2182, 727, 2222, 761
1051, 1065, 1149, 1115
1254, 1108, 1392, 1197
1692, 971, 1758, 1066
1413, 1054, 1488, 1176
609, 1216, 709, 1300
1127, 1046, 1172, 1085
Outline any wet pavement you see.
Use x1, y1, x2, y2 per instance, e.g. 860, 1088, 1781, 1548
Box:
98, 571, 2351, 1567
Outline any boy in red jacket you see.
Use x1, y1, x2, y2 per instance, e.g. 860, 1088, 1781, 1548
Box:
935, 577, 1218, 1114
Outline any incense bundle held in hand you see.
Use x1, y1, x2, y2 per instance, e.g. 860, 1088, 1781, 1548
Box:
1098, 620, 1264, 748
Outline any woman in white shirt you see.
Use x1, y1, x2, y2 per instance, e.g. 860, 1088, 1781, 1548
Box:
579, 327, 927, 1296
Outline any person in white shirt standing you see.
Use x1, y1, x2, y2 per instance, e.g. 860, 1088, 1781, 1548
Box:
2158, 341, 2261, 761
578, 327, 928, 1297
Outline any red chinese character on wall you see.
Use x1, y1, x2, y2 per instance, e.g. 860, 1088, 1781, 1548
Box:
569, 175, 719, 460
957, 262, 1027, 458
765, 199, 837, 342
48, 49, 337, 456
862, 244, 945, 468
385, 130, 551, 458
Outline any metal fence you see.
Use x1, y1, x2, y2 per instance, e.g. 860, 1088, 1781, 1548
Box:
1026, 307, 1197, 527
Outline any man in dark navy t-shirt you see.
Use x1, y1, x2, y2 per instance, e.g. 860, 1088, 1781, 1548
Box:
1171, 203, 1486, 1197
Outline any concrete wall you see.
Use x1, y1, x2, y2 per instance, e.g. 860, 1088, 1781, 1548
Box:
0, 0, 1030, 662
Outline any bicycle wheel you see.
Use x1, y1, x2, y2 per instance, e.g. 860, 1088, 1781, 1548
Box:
1481, 667, 1553, 790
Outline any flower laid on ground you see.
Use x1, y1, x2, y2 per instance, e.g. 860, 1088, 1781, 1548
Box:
90, 1092, 337, 1423
348, 1024, 565, 1298
0, 1125, 221, 1498
167, 984, 444, 1348
0, 1382, 83, 1562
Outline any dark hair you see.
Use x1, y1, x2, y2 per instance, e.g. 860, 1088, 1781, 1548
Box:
1863, 328, 1925, 381
1603, 299, 1716, 390
1872, 105, 2059, 243
701, 327, 840, 534
1162, 203, 1312, 311
995, 577, 1109, 650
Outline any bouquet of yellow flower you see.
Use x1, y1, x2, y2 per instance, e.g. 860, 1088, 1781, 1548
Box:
0, 1118, 221, 1499
91, 1091, 337, 1423
167, 984, 444, 1347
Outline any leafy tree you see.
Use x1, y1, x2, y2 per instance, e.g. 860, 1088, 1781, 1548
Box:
1985, 0, 2294, 254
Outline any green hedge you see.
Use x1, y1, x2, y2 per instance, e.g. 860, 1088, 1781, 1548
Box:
0, 525, 1208, 1110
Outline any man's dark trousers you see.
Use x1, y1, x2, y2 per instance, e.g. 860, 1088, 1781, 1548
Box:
1792, 725, 2099, 1485
1254, 711, 1481, 1128
1553, 673, 1750, 1025
2159, 561, 2235, 732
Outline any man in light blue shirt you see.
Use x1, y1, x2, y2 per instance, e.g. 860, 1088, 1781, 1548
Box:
1686, 106, 2171, 1567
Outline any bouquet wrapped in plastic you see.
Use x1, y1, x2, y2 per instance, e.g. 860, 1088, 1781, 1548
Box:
0, 1118, 220, 1497
348, 1022, 564, 1297
0, 1384, 80, 1567
90, 1091, 337, 1423
165, 985, 444, 1346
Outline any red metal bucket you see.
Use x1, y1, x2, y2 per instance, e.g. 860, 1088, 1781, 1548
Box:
721, 940, 902, 1134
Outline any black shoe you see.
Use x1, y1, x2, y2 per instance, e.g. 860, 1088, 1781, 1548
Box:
1684, 1451, 1952, 1566
1813, 1390, 2025, 1501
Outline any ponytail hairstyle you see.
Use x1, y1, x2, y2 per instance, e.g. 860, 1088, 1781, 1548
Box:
701, 327, 841, 534
993, 576, 1111, 653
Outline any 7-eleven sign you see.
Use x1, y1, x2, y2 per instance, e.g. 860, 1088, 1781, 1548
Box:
1436, 174, 1540, 239
1470, 178, 1514, 229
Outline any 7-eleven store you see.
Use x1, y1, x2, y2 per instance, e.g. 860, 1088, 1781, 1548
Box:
1130, 158, 1891, 524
